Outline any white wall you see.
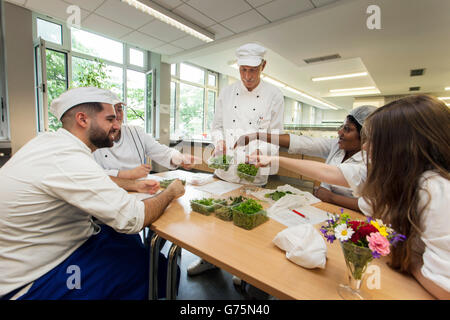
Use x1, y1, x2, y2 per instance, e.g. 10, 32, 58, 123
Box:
4, 2, 36, 154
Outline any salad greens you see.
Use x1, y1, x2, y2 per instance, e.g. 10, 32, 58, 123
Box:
264, 190, 293, 201
190, 198, 225, 215
232, 199, 268, 230
208, 155, 233, 171
160, 179, 186, 188
237, 163, 258, 182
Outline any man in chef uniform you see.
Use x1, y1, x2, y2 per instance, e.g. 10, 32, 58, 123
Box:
187, 43, 285, 278
0, 87, 185, 299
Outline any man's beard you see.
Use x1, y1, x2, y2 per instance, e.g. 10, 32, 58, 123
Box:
89, 121, 115, 149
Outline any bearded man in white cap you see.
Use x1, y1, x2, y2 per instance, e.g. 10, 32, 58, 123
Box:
187, 43, 285, 277
0, 87, 185, 300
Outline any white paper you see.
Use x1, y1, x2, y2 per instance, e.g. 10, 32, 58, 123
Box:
250, 184, 320, 206
186, 173, 214, 186
194, 180, 242, 195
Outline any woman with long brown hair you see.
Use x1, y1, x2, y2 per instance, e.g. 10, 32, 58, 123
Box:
250, 94, 450, 299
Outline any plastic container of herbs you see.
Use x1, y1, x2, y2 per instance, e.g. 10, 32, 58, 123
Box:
160, 178, 186, 188
190, 198, 226, 216
214, 196, 247, 221
207, 155, 233, 171
236, 163, 259, 183
232, 199, 268, 230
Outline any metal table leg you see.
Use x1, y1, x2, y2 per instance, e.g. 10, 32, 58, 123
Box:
166, 243, 181, 300
148, 233, 162, 300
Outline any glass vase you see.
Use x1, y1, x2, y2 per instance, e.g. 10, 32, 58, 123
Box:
338, 241, 373, 300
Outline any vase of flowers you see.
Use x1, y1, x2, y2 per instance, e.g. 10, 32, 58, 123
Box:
320, 210, 406, 300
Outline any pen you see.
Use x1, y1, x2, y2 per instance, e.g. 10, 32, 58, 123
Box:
292, 209, 306, 219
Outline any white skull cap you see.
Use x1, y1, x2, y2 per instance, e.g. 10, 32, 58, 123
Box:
236, 43, 267, 67
348, 105, 378, 126
50, 87, 123, 120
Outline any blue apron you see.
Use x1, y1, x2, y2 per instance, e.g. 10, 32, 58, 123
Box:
2, 225, 177, 300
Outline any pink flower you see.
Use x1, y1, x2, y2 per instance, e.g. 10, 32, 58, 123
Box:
367, 232, 390, 256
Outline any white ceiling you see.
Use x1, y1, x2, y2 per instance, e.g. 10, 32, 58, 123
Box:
6, 0, 450, 110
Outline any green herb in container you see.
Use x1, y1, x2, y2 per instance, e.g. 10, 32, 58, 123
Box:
232, 199, 268, 230
215, 196, 247, 221
237, 163, 259, 183
207, 155, 233, 171
190, 198, 225, 216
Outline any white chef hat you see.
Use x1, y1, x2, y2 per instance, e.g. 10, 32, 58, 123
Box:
50, 87, 123, 120
236, 43, 267, 67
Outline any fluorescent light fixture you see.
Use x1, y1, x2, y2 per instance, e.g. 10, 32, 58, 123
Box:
438, 97, 450, 101
330, 86, 376, 93
445, 87, 450, 91
121, 0, 214, 42
312, 72, 368, 82
262, 76, 286, 88
284, 86, 338, 110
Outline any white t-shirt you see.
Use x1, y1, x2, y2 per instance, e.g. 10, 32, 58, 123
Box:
93, 125, 180, 176
289, 135, 364, 198
338, 165, 450, 292
0, 129, 145, 297
211, 80, 284, 184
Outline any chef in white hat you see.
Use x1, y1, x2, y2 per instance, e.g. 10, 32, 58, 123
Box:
0, 87, 185, 299
188, 43, 285, 276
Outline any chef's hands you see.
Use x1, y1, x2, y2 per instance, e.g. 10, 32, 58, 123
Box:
166, 179, 185, 199
233, 133, 258, 149
213, 140, 227, 156
136, 179, 160, 194
313, 186, 334, 203
247, 153, 275, 167
118, 164, 152, 180
171, 153, 201, 170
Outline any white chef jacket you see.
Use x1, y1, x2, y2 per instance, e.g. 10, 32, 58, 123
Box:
93, 125, 181, 176
0, 128, 145, 297
289, 134, 363, 198
211, 80, 284, 184
338, 165, 450, 292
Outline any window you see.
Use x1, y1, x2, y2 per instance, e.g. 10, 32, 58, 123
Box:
34, 16, 154, 134
126, 69, 146, 128
46, 49, 68, 131
71, 27, 123, 64
37, 18, 62, 45
129, 48, 144, 67
170, 63, 218, 140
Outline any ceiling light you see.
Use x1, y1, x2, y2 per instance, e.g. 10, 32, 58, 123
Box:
121, 0, 214, 42
284, 86, 338, 110
312, 72, 368, 82
445, 87, 450, 91
262, 76, 286, 88
438, 97, 450, 100
329, 86, 376, 93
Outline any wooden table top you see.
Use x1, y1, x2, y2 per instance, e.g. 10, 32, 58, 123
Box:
149, 170, 433, 300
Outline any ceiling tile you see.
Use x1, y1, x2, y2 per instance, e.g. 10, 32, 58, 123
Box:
311, 0, 339, 8
206, 23, 234, 40
82, 13, 134, 39
256, 0, 314, 22
95, 0, 154, 29
121, 31, 166, 50
171, 35, 205, 49
153, 43, 184, 55
187, 0, 252, 22
151, 0, 184, 10
246, 0, 274, 7
139, 19, 187, 42
26, 0, 91, 22
5, 0, 27, 6
221, 10, 268, 33
172, 4, 216, 28
63, 0, 105, 12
